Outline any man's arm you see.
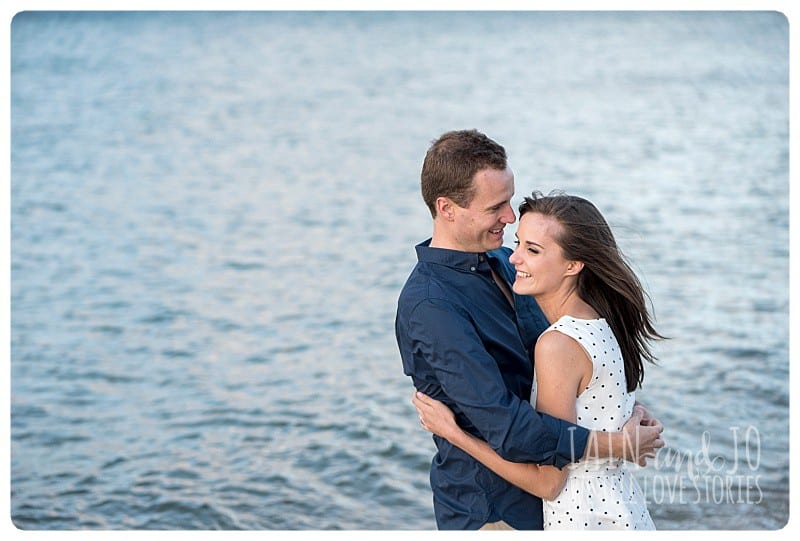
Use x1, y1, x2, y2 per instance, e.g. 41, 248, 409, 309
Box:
407, 298, 589, 467
585, 404, 665, 466
409, 299, 665, 468
413, 390, 569, 500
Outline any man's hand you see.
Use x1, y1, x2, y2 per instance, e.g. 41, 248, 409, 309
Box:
585, 403, 665, 465
635, 400, 659, 427
620, 404, 665, 466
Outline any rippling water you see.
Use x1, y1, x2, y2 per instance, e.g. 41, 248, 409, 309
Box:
10, 11, 789, 530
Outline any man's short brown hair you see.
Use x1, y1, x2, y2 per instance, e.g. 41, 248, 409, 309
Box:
420, 129, 507, 218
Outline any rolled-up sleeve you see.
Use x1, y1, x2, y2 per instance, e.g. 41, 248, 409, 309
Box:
408, 298, 588, 468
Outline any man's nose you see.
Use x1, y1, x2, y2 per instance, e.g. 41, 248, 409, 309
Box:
501, 204, 516, 224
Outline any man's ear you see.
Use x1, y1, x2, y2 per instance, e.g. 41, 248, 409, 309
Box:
565, 260, 584, 276
436, 197, 456, 221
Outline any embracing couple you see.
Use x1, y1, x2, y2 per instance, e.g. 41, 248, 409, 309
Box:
395, 129, 665, 530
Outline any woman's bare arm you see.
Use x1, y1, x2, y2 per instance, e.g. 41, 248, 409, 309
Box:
412, 391, 566, 500
413, 331, 591, 500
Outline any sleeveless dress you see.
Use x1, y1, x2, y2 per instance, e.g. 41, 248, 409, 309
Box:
531, 316, 655, 530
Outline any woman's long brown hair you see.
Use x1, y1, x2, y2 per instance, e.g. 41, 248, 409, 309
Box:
519, 192, 665, 392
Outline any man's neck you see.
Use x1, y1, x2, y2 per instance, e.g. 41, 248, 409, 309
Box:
430, 224, 479, 253
429, 237, 460, 251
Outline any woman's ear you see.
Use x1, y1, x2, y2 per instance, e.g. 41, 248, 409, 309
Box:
565, 260, 584, 276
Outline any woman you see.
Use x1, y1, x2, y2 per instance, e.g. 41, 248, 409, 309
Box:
413, 192, 663, 530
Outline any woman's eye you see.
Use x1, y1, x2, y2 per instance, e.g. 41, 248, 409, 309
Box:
513, 240, 520, 246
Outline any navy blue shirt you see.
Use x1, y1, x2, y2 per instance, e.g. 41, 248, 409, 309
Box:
396, 239, 590, 530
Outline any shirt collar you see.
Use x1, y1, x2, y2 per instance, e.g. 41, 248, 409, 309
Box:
415, 238, 499, 273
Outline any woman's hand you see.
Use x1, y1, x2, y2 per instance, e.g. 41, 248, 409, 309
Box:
412, 391, 461, 442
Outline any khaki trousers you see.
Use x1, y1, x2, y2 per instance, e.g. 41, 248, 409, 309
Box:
479, 520, 515, 530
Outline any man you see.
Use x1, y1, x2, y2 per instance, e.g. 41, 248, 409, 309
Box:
395, 130, 664, 530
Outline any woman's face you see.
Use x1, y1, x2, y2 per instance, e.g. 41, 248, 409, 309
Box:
508, 212, 574, 297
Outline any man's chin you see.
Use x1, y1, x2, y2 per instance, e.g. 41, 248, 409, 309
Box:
485, 238, 504, 251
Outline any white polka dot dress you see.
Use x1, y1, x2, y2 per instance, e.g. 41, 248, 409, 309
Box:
532, 316, 655, 530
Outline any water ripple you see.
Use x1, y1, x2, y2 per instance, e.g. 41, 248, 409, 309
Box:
10, 11, 788, 531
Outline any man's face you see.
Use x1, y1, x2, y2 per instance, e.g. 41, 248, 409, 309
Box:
450, 167, 516, 253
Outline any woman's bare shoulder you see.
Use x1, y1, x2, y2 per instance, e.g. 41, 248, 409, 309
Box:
535, 328, 590, 368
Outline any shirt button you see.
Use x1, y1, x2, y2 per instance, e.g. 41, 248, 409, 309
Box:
478, 255, 485, 262
470, 266, 476, 271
